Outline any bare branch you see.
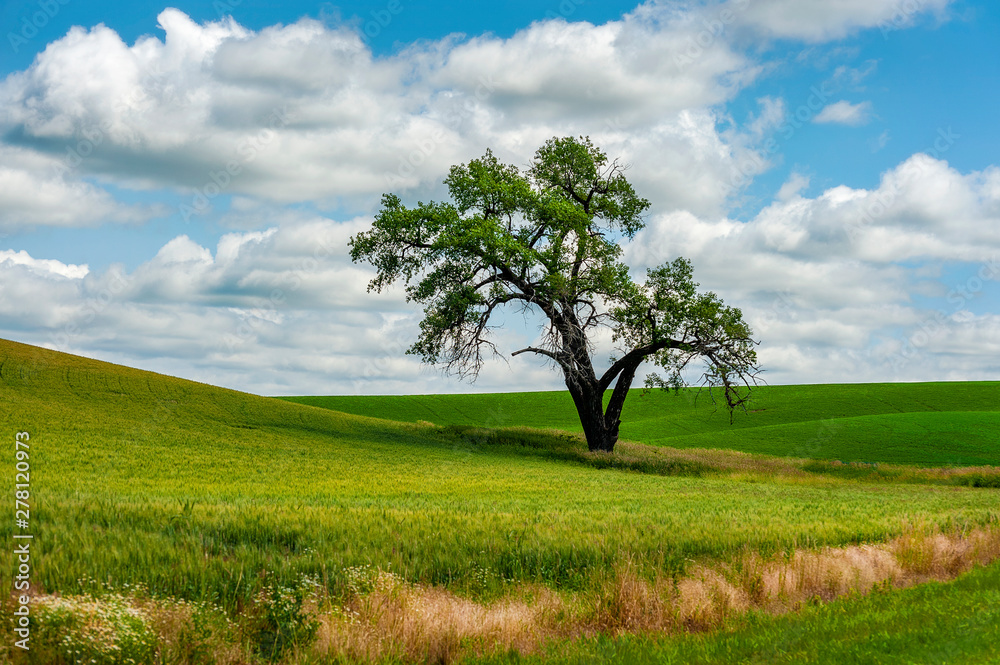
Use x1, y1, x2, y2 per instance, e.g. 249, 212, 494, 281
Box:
598, 338, 693, 393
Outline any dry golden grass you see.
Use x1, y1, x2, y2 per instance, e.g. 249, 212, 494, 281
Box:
16, 526, 1000, 665
305, 525, 1000, 664
312, 572, 563, 663
139, 598, 246, 665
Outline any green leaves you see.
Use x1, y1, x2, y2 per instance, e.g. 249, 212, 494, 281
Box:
529, 135, 650, 237
349, 194, 462, 294
608, 256, 759, 417
350, 135, 760, 431
349, 136, 656, 377
444, 149, 534, 219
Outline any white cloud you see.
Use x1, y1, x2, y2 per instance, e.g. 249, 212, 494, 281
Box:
3, 148, 999, 394
624, 153, 1000, 384
871, 129, 891, 152
0, 1, 954, 226
776, 172, 810, 201
630, 155, 1000, 273
736, 0, 953, 42
832, 60, 879, 88
0, 147, 162, 231
813, 100, 873, 126
0, 221, 505, 395
745, 96, 787, 139
0, 6, 769, 220
0, 0, 995, 393
0, 250, 88, 279
0, 251, 90, 329
431, 11, 751, 125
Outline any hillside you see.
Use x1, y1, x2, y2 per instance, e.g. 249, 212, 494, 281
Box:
2, 337, 999, 663
1, 336, 995, 590
282, 381, 1000, 466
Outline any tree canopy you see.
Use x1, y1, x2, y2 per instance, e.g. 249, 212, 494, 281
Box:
350, 136, 760, 452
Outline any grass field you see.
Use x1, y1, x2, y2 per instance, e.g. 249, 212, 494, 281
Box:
1, 337, 999, 663
281, 381, 1000, 466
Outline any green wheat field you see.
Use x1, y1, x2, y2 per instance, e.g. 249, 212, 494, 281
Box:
2, 337, 999, 663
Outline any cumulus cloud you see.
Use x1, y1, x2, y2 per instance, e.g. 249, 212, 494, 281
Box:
813, 100, 873, 126
623, 153, 1000, 384
0, 221, 569, 395
0, 249, 88, 279
776, 172, 810, 201
628, 155, 1000, 283
0, 147, 163, 231
0, 5, 771, 220
0, 0, 994, 393
0, 1, 952, 225
3, 150, 998, 393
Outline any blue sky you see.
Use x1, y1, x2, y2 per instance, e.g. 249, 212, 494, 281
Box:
1, 0, 998, 395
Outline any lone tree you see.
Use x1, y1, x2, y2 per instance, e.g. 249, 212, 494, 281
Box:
350, 136, 760, 452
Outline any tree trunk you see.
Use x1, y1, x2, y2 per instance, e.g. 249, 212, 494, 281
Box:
564, 357, 642, 453
566, 376, 618, 452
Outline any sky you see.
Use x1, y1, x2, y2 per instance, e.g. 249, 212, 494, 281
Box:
1, 0, 998, 396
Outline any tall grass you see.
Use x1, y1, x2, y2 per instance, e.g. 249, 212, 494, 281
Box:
484, 555, 1000, 665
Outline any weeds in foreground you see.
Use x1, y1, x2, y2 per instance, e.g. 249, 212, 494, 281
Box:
6, 525, 999, 665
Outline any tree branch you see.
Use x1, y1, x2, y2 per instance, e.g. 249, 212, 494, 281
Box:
598, 338, 693, 393
511, 346, 570, 371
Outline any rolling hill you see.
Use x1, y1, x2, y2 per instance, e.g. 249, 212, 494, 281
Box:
282, 381, 1000, 466
2, 337, 999, 663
